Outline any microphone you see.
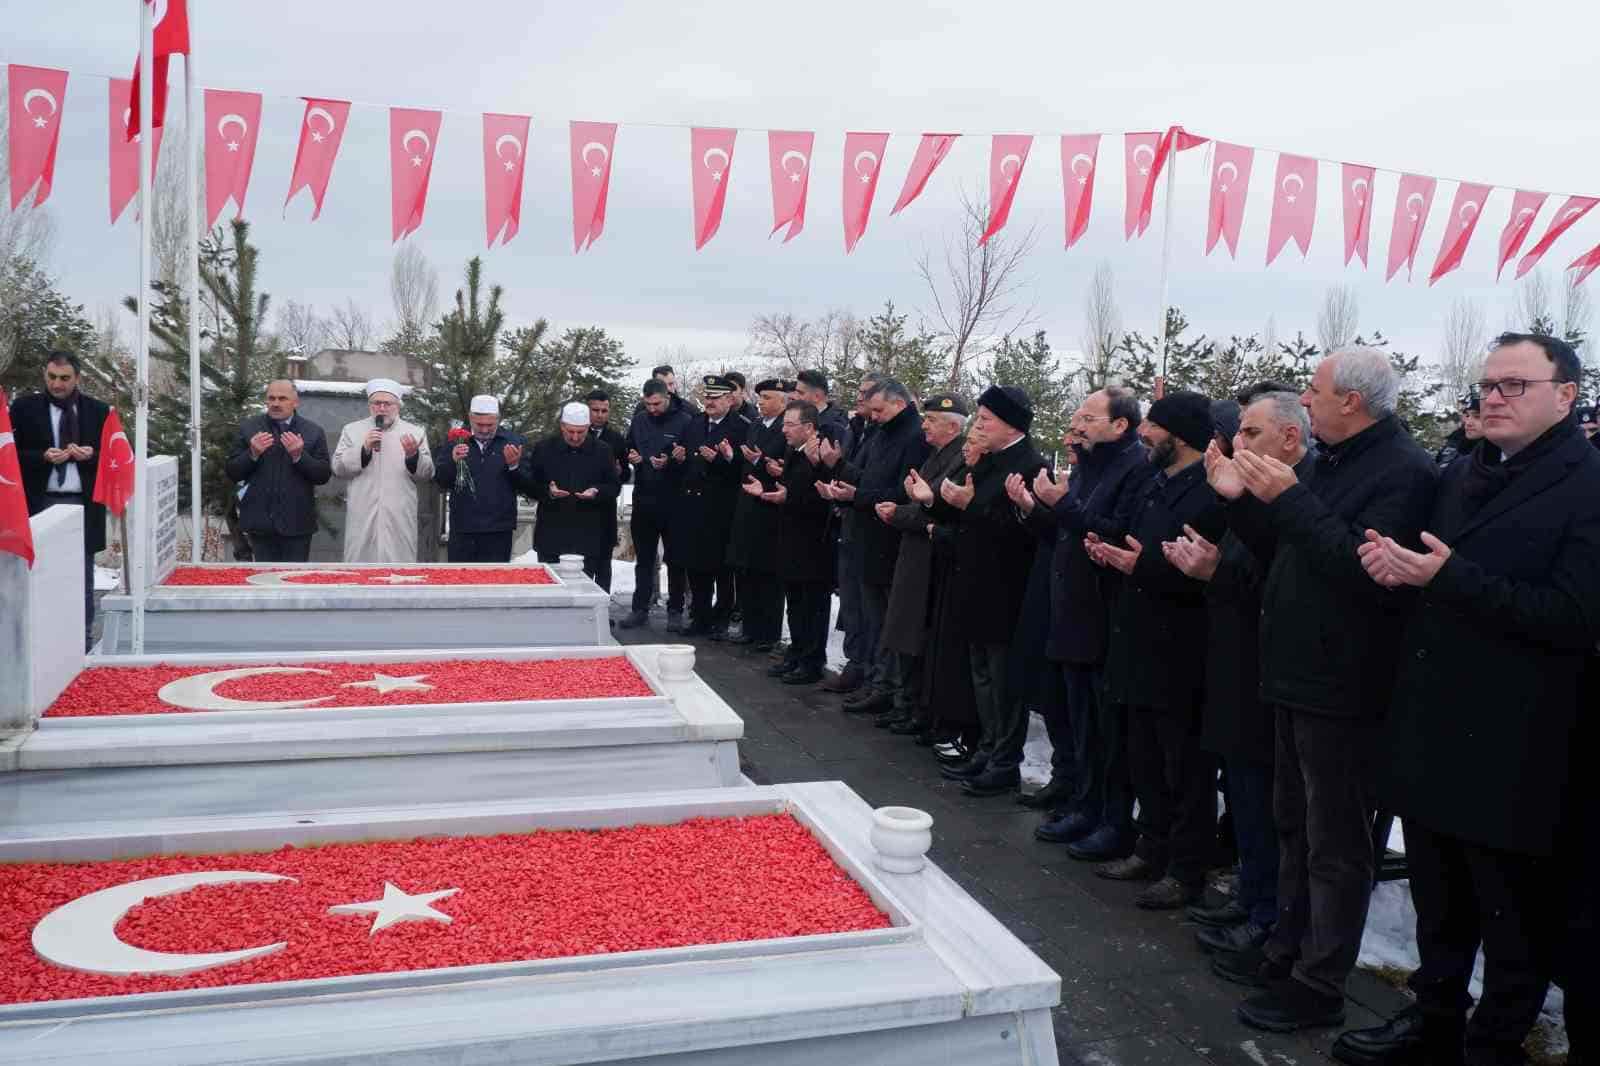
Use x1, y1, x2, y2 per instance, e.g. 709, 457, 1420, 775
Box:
372, 413, 387, 450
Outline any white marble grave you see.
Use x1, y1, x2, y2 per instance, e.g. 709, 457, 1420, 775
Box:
0, 782, 1061, 1066
0, 505, 83, 739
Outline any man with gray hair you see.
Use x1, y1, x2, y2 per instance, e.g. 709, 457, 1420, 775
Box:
1204, 347, 1437, 1031
227, 378, 332, 562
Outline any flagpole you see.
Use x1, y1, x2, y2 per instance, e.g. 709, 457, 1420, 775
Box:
1156, 135, 1180, 384
185, 0, 203, 562
132, 0, 154, 654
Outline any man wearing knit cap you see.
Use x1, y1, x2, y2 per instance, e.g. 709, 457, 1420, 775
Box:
331, 378, 434, 562
1087, 389, 1226, 911
672, 374, 750, 636
431, 394, 534, 563
930, 384, 1046, 798
528, 400, 620, 584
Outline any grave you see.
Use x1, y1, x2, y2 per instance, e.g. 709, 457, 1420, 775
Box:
0, 506, 84, 739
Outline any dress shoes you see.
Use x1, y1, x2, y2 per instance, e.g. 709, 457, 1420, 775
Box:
767, 642, 790, 660
939, 755, 989, 781
1016, 778, 1071, 810
960, 766, 1021, 797
932, 739, 972, 765
664, 612, 686, 634
1237, 979, 1346, 1033
781, 667, 824, 686
1067, 826, 1135, 862
1094, 854, 1158, 881
617, 609, 648, 630
766, 660, 800, 677
842, 689, 893, 714
727, 633, 757, 646
1210, 943, 1291, 988
1034, 811, 1097, 844
1331, 1006, 1432, 1066
821, 663, 865, 694
1186, 899, 1250, 928
1196, 919, 1272, 954
1136, 876, 1203, 910
872, 709, 910, 729
748, 641, 776, 653
705, 625, 730, 641
887, 715, 926, 736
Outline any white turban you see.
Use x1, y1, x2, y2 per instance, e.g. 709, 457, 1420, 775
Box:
469, 394, 500, 415
365, 378, 403, 400
560, 401, 590, 427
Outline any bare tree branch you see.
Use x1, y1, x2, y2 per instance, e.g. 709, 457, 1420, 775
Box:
327, 298, 375, 351
275, 299, 327, 355
1438, 297, 1486, 401
1316, 285, 1360, 353
389, 244, 440, 341
1078, 261, 1122, 390
746, 312, 819, 371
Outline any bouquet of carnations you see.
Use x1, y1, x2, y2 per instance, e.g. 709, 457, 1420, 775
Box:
447, 426, 477, 497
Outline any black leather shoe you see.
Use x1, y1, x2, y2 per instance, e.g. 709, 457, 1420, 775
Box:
1016, 778, 1071, 809
843, 690, 893, 714
781, 668, 824, 685
617, 610, 648, 630
1034, 811, 1097, 844
1331, 1006, 1432, 1066
1136, 876, 1203, 910
961, 767, 1021, 797
1066, 826, 1135, 862
1211, 944, 1291, 988
1197, 919, 1272, 955
932, 740, 971, 765
665, 613, 686, 634
766, 660, 800, 677
706, 625, 730, 641
1237, 979, 1345, 1032
940, 756, 989, 781
872, 710, 910, 729
1187, 899, 1249, 928
887, 716, 926, 736
1095, 855, 1159, 881
728, 633, 756, 646
749, 641, 776, 653
912, 730, 935, 747
821, 663, 864, 693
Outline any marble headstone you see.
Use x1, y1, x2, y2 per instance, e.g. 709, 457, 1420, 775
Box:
0, 505, 84, 737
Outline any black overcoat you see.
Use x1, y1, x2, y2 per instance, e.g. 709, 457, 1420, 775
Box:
671, 411, 749, 572
775, 447, 833, 582
880, 434, 965, 655
9, 390, 112, 553
625, 401, 694, 511
726, 414, 787, 573
836, 404, 930, 585
529, 433, 619, 557
226, 412, 334, 538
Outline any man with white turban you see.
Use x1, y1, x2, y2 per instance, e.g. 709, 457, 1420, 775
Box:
431, 394, 533, 562
331, 379, 434, 562
528, 400, 620, 586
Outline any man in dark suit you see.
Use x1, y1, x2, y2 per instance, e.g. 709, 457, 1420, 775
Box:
225, 379, 333, 562
755, 400, 832, 685
430, 394, 534, 563
585, 389, 630, 589
9, 351, 111, 648
671, 375, 749, 637
725, 379, 790, 650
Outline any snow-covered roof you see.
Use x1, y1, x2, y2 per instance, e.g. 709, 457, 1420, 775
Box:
294, 379, 414, 397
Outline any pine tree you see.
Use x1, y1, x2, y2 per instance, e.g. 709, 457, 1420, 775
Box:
982, 330, 1070, 449
1112, 307, 1210, 396
511, 326, 633, 436
407, 257, 505, 439
852, 300, 948, 400
1, 258, 97, 394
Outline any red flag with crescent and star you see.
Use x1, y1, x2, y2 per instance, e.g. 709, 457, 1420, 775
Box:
109, 77, 163, 225
1131, 126, 1207, 239
1059, 134, 1100, 249
7, 65, 68, 210
0, 390, 33, 568
841, 131, 888, 252
483, 113, 531, 248
889, 133, 957, 216
1427, 182, 1493, 285
389, 108, 442, 242
126, 0, 189, 139
202, 89, 262, 228
1569, 241, 1600, 287
1265, 153, 1318, 265
1341, 163, 1376, 267
284, 98, 351, 221
570, 121, 616, 253
1495, 190, 1547, 279
980, 134, 1032, 245
690, 127, 737, 250
767, 130, 814, 243
1514, 195, 1598, 280
1122, 132, 1162, 239
91, 408, 136, 519
1386, 173, 1437, 282
1205, 142, 1254, 259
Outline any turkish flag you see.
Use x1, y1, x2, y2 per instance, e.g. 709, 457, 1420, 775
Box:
1514, 195, 1598, 279
841, 132, 887, 252
1385, 174, 1437, 282
483, 113, 531, 248
1427, 182, 1493, 286
1341, 163, 1376, 267
889, 133, 957, 215
284, 98, 351, 221
1059, 134, 1100, 249
202, 89, 262, 227
126, 0, 190, 140
1132, 126, 1207, 238
0, 390, 33, 569
690, 128, 737, 250
980, 135, 1032, 244
7, 65, 68, 210
570, 121, 616, 252
91, 408, 136, 518
109, 77, 163, 225
1122, 132, 1162, 239
1569, 241, 1600, 287
767, 130, 814, 243
389, 108, 442, 242
1205, 142, 1254, 259
1265, 154, 1318, 265
1495, 190, 1547, 279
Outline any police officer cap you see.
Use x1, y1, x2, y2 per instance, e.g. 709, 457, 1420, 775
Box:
922, 393, 969, 416
754, 378, 787, 394
702, 375, 735, 397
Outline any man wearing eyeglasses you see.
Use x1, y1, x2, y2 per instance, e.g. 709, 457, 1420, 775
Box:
330, 378, 434, 562
1334, 333, 1600, 1066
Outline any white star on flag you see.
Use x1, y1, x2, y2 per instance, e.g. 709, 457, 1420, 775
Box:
342, 673, 434, 695
311, 131, 324, 143
411, 156, 423, 167
33, 116, 48, 128
328, 882, 459, 934
711, 171, 723, 182
590, 166, 602, 177
504, 159, 516, 172
789, 173, 802, 183
227, 141, 239, 152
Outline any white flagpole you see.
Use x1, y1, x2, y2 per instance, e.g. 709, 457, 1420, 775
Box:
185, 1, 203, 561
1156, 135, 1180, 384
132, 0, 154, 654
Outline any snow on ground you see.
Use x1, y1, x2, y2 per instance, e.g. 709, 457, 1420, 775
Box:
93, 565, 121, 592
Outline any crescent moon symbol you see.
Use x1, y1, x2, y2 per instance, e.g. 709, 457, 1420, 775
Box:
1216, 162, 1239, 188
1132, 144, 1155, 168
702, 146, 730, 173
1069, 153, 1094, 178
1561, 207, 1585, 224
33, 871, 294, 977
157, 666, 338, 712
999, 153, 1023, 178
1281, 173, 1305, 196
1458, 201, 1480, 224
780, 149, 809, 175
1351, 178, 1369, 202
306, 106, 337, 136
22, 88, 58, 117
852, 150, 879, 177
580, 140, 610, 168
1406, 192, 1426, 220
402, 129, 431, 157
1515, 207, 1535, 226
217, 113, 248, 140
244, 569, 364, 587
494, 133, 523, 161
151, 0, 169, 25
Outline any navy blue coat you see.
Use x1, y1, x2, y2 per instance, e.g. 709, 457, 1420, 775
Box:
431, 428, 533, 535
836, 404, 930, 585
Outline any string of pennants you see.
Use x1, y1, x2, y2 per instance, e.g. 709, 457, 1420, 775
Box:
7, 60, 1600, 285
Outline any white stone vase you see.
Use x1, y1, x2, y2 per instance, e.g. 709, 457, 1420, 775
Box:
656, 645, 697, 681
554, 554, 586, 576
870, 806, 933, 874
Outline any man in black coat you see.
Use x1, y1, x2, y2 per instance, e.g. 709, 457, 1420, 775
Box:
758, 401, 833, 685
795, 368, 851, 450
925, 385, 1047, 798
1333, 334, 1600, 1066
620, 379, 694, 629
725, 379, 790, 650
529, 401, 620, 582
10, 351, 112, 647
584, 390, 630, 590
225, 379, 333, 562
1432, 392, 1482, 468
430, 394, 534, 563
1207, 346, 1439, 1031
672, 375, 749, 637
816, 375, 879, 693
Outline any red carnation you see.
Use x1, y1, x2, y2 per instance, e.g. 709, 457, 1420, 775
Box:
447, 427, 472, 443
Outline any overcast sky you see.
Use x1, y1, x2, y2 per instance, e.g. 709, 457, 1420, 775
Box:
6, 0, 1600, 382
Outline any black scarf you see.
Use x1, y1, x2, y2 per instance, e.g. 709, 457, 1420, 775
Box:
1458, 419, 1575, 516
48, 389, 79, 489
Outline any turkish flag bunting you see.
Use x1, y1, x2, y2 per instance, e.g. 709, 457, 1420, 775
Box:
1386, 173, 1438, 282
1569, 241, 1600, 287
570, 121, 617, 252
91, 408, 136, 518
690, 127, 737, 250
284, 99, 351, 221
841, 131, 888, 252
1205, 142, 1254, 259
1265, 154, 1318, 265
1132, 126, 1207, 238
1059, 134, 1100, 249
126, 0, 189, 139
980, 135, 1032, 244
1427, 182, 1493, 285
203, 89, 263, 227
7, 65, 68, 210
1495, 190, 1547, 279
1122, 132, 1162, 238
1341, 164, 1376, 267
890, 133, 957, 215
0, 389, 34, 569
109, 77, 163, 225
483, 113, 531, 248
389, 108, 442, 242
767, 130, 814, 243
1514, 195, 1598, 279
